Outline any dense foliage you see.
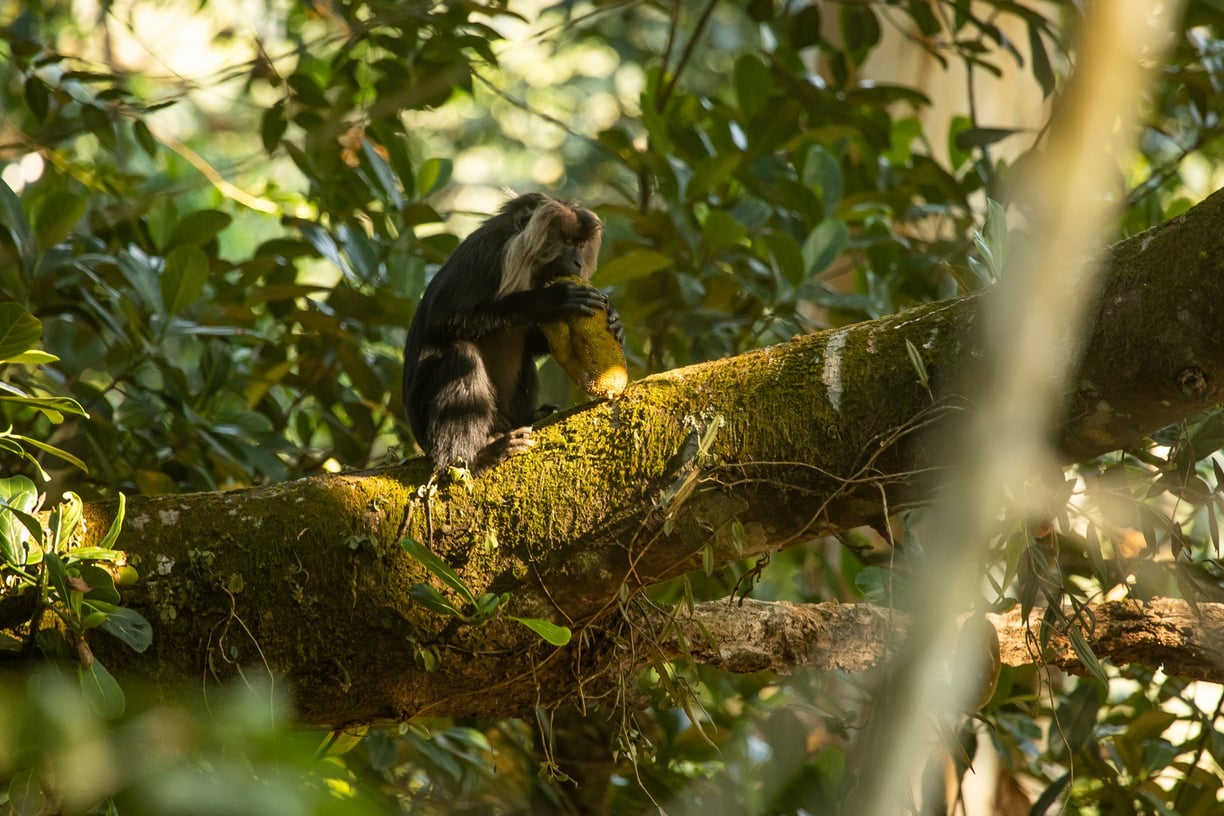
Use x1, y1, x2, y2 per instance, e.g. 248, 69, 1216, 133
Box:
5, 0, 1224, 813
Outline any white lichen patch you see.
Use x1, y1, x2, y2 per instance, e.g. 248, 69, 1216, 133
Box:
155, 554, 175, 575
158, 508, 180, 526
822, 329, 849, 412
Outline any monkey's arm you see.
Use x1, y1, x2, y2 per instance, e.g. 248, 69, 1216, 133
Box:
438, 282, 606, 341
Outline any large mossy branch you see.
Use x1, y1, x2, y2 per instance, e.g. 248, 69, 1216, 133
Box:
63, 187, 1224, 727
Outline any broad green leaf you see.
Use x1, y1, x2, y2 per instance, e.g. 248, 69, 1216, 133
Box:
701, 210, 748, 254
733, 54, 772, 121
595, 249, 673, 286
789, 4, 822, 49
80, 564, 120, 604
839, 4, 881, 65
802, 146, 843, 217
416, 158, 452, 196
0, 302, 42, 362
760, 231, 805, 290
511, 616, 572, 646
0, 178, 32, 257
0, 475, 39, 566
161, 245, 209, 315
32, 190, 85, 249
99, 606, 153, 653
402, 537, 477, 606
8, 768, 46, 816
801, 219, 849, 277
165, 209, 232, 251
408, 583, 464, 619
79, 656, 126, 719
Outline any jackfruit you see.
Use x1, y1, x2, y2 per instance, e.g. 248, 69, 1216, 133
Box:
540, 276, 628, 399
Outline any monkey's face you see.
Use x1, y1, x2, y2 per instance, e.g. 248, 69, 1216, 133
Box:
499, 194, 604, 295
536, 239, 590, 284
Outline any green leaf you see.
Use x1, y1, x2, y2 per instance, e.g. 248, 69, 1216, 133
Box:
5, 348, 57, 364
402, 537, 477, 606
161, 245, 209, 315
734, 54, 772, 121
1066, 624, 1109, 687
947, 115, 973, 170
79, 656, 126, 719
79, 564, 120, 604
49, 492, 82, 551
760, 231, 805, 290
0, 394, 88, 421
416, 158, 453, 197
839, 4, 881, 66
953, 127, 1019, 152
408, 583, 464, 619
802, 146, 843, 217
99, 606, 153, 653
511, 616, 572, 646
260, 101, 288, 154
801, 218, 849, 277
1028, 22, 1056, 97
789, 4, 822, 49
595, 248, 673, 286
165, 209, 232, 250
8, 767, 46, 816
0, 432, 89, 473
472, 592, 505, 619
0, 302, 42, 362
97, 492, 126, 551
32, 190, 85, 249
0, 475, 39, 566
23, 75, 49, 121
133, 118, 158, 157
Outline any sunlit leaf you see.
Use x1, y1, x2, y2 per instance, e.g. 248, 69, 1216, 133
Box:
511, 616, 572, 646
0, 302, 42, 363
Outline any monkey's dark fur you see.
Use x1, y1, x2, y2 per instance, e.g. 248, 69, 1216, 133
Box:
402, 193, 622, 473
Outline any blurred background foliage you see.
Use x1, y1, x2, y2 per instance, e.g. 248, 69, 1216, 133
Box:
5, 0, 1224, 813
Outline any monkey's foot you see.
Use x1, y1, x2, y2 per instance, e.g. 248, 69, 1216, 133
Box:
471, 426, 535, 473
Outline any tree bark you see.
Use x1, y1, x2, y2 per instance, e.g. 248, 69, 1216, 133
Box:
28, 187, 1224, 727
664, 597, 1224, 687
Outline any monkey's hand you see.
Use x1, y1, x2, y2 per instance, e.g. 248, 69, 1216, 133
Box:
540, 281, 607, 319
540, 277, 629, 399
605, 301, 626, 348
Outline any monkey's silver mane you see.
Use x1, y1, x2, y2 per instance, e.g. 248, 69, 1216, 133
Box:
497, 197, 600, 297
